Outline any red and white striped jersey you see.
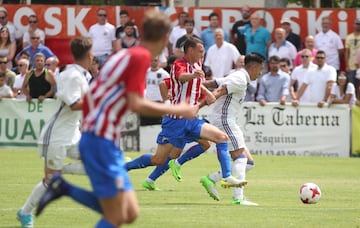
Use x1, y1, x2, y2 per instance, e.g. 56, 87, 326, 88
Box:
168, 58, 205, 106
82, 47, 150, 144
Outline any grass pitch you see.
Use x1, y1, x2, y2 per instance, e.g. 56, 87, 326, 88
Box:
1, 149, 360, 228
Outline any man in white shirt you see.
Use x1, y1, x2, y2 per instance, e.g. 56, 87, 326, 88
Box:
204, 28, 240, 79
292, 50, 337, 107
268, 28, 297, 69
22, 15, 45, 48
16, 37, 93, 228
88, 8, 120, 68
314, 16, 344, 71
290, 48, 317, 102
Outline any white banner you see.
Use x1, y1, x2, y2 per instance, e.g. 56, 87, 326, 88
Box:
0, 99, 351, 157
0, 99, 58, 147
140, 103, 351, 157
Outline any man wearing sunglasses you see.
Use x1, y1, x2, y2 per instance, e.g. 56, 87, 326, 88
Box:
22, 14, 45, 48
0, 9, 22, 44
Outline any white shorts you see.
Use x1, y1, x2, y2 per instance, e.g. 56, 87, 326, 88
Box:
211, 118, 247, 152
38, 144, 80, 170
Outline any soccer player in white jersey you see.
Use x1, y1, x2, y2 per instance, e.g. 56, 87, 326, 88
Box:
16, 37, 93, 228
35, 11, 199, 227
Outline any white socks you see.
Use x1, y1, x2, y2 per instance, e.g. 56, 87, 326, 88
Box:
232, 157, 247, 200
62, 162, 85, 175
22, 180, 47, 214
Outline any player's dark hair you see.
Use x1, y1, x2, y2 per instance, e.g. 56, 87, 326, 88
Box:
70, 37, 93, 61
245, 52, 265, 66
183, 37, 203, 53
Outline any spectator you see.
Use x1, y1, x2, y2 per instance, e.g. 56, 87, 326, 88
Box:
0, 26, 16, 69
22, 52, 56, 102
12, 58, 29, 99
231, 4, 251, 54
328, 71, 356, 107
15, 31, 57, 67
245, 13, 271, 59
279, 57, 292, 75
345, 18, 360, 98
203, 28, 240, 79
280, 18, 302, 51
0, 55, 15, 89
292, 50, 337, 108
119, 21, 139, 49
257, 55, 290, 106
115, 9, 139, 40
141, 56, 170, 126
174, 17, 200, 57
201, 12, 230, 52
268, 28, 297, 69
88, 7, 120, 68
314, 16, 344, 71
0, 71, 13, 99
88, 56, 99, 81
22, 14, 45, 48
168, 11, 200, 56
0, 9, 22, 46
294, 35, 318, 67
290, 48, 317, 101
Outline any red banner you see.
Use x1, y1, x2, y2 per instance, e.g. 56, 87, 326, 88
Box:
1, 5, 358, 64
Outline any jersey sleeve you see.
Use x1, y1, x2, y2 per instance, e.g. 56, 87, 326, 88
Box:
173, 59, 188, 81
57, 71, 85, 106
124, 48, 151, 96
224, 72, 247, 95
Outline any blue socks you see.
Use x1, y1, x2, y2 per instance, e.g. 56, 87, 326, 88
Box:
177, 144, 205, 165
216, 142, 231, 178
148, 157, 171, 181
96, 218, 116, 228
125, 153, 153, 171
64, 181, 102, 214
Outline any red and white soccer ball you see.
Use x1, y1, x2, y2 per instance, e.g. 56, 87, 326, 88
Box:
299, 183, 321, 204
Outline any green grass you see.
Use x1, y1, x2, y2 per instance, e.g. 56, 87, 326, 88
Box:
1, 149, 360, 228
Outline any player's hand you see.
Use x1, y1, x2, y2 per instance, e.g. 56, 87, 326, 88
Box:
291, 99, 299, 107
194, 70, 205, 78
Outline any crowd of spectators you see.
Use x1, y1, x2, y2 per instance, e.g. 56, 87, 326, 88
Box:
0, 5, 359, 108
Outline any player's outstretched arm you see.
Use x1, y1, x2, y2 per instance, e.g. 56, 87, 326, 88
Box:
127, 92, 198, 119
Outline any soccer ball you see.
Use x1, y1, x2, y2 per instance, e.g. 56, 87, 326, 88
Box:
299, 183, 321, 204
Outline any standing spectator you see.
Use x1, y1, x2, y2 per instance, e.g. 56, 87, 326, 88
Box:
280, 18, 302, 51
22, 53, 56, 102
268, 28, 297, 69
0, 9, 22, 46
345, 18, 360, 98
168, 11, 200, 56
0, 71, 13, 99
257, 55, 290, 106
294, 35, 318, 67
290, 48, 317, 101
115, 9, 139, 40
88, 7, 120, 67
174, 17, 200, 57
0, 55, 16, 89
45, 57, 59, 76
279, 57, 292, 75
245, 13, 271, 59
22, 15, 45, 48
88, 56, 99, 81
119, 21, 139, 49
314, 16, 344, 71
0, 26, 16, 69
145, 56, 170, 102
203, 29, 240, 79
12, 58, 29, 99
142, 56, 170, 126
201, 12, 230, 52
231, 4, 251, 54
15, 31, 57, 67
328, 72, 356, 107
292, 50, 337, 108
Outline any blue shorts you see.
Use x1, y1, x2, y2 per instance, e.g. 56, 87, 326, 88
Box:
156, 116, 205, 148
79, 132, 133, 199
